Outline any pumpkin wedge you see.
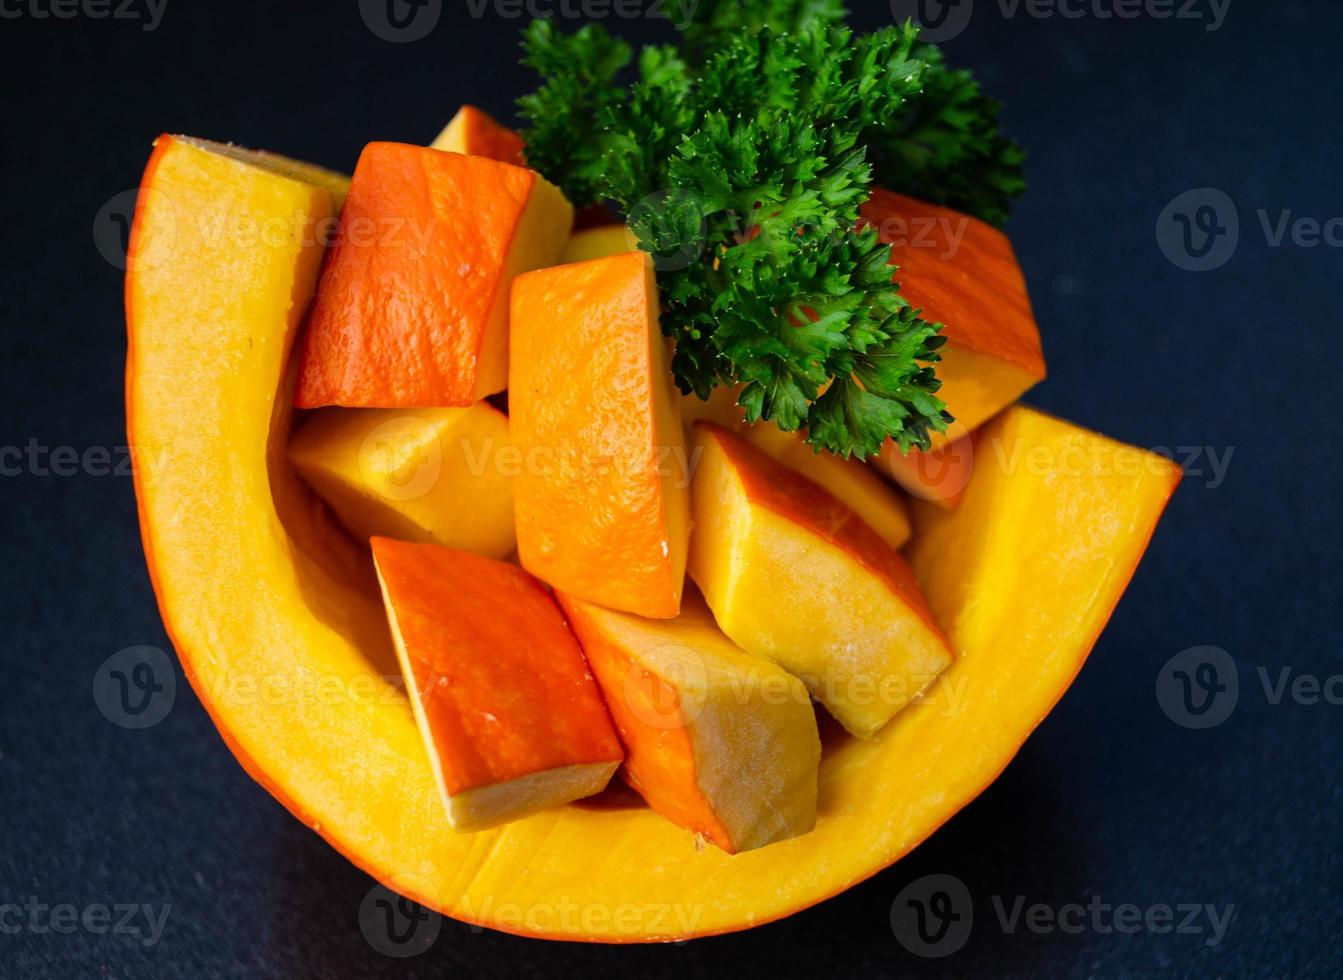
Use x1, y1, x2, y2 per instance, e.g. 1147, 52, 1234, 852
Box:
128, 135, 1179, 942
295, 142, 572, 408
509, 251, 690, 618
288, 404, 515, 559
688, 423, 953, 737
371, 539, 621, 831
430, 104, 526, 165
558, 590, 820, 854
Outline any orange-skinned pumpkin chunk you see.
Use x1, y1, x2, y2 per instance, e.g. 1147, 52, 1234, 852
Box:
127, 134, 1180, 942
295, 142, 572, 408
372, 538, 621, 831
430, 105, 526, 165
861, 189, 1046, 502
559, 590, 820, 854
688, 423, 953, 737
288, 404, 516, 559
509, 252, 690, 618
861, 188, 1046, 436
880, 428, 975, 511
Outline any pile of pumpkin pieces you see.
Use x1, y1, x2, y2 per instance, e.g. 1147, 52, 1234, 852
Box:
285, 106, 1046, 853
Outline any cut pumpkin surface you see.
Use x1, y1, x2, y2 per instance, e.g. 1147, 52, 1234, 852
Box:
430, 105, 526, 166
559, 224, 635, 264
688, 423, 952, 737
129, 135, 1181, 942
509, 252, 690, 618
288, 404, 515, 559
295, 142, 572, 408
371, 539, 621, 831
559, 590, 820, 854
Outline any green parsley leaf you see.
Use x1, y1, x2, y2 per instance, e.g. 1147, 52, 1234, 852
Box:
866, 44, 1026, 228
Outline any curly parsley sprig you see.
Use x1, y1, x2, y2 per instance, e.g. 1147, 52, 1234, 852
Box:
516, 5, 1023, 457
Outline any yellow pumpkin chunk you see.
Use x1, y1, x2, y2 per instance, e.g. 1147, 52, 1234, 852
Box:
288, 404, 515, 559
688, 423, 953, 737
559, 225, 636, 264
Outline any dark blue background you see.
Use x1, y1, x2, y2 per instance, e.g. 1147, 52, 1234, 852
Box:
1, 0, 1339, 976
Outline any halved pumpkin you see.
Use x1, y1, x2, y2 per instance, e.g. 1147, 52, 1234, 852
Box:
128, 135, 1180, 942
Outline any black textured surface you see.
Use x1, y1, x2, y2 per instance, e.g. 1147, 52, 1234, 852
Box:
1, 1, 1340, 976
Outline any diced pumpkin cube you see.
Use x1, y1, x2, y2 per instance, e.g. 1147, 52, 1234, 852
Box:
559, 590, 820, 854
688, 423, 953, 737
861, 189, 1045, 504
288, 404, 515, 558
430, 105, 526, 166
509, 252, 690, 618
559, 224, 636, 264
371, 538, 622, 831
296, 142, 572, 408
878, 428, 975, 512
679, 388, 912, 551
735, 422, 912, 552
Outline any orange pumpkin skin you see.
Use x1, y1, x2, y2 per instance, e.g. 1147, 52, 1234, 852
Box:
509, 252, 690, 619
430, 105, 526, 166
861, 188, 1045, 387
559, 593, 733, 851
295, 142, 571, 408
558, 590, 820, 855
371, 538, 622, 829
